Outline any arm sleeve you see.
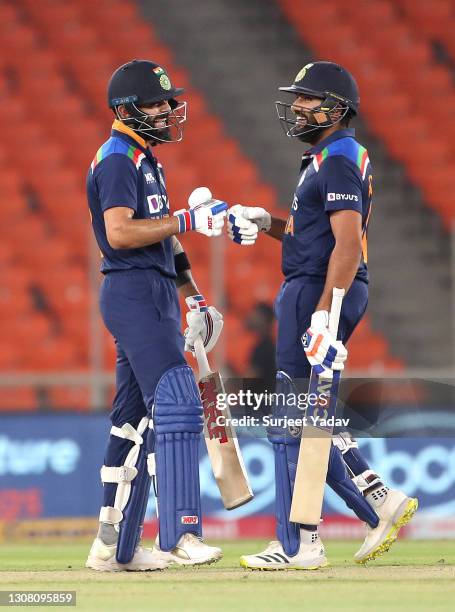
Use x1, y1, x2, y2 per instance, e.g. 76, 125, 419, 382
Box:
94, 154, 138, 213
172, 236, 191, 273
317, 156, 363, 214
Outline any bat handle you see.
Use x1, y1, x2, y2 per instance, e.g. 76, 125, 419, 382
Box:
328, 287, 345, 338
194, 336, 211, 377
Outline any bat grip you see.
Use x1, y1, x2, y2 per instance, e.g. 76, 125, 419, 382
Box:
194, 336, 211, 377
328, 287, 345, 338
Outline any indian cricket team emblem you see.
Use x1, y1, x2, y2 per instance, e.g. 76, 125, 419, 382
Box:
160, 74, 171, 90
295, 63, 314, 82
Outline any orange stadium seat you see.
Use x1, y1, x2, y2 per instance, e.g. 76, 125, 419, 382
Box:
48, 386, 90, 411
0, 343, 22, 370
20, 336, 83, 370
397, 0, 455, 42
0, 387, 38, 412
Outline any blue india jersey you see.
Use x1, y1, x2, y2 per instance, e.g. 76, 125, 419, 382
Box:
282, 128, 372, 283
86, 120, 175, 276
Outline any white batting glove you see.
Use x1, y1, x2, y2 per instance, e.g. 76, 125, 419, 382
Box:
302, 311, 347, 379
184, 295, 223, 354
227, 205, 271, 245
174, 187, 227, 237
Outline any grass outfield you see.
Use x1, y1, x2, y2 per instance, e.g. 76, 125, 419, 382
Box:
1, 540, 454, 611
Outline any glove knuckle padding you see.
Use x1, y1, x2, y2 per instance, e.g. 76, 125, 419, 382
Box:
152, 365, 203, 551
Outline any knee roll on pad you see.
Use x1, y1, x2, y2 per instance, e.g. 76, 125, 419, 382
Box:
267, 371, 302, 557
99, 417, 152, 564
153, 365, 204, 551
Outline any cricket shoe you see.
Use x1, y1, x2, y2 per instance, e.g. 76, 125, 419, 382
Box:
85, 537, 170, 572
240, 531, 328, 571
154, 533, 222, 566
355, 488, 418, 564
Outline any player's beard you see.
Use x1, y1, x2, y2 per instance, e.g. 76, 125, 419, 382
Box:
294, 111, 327, 144
145, 115, 172, 143
151, 125, 172, 142
297, 127, 326, 145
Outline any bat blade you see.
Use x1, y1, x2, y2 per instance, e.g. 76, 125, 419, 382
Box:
199, 369, 253, 510
289, 288, 345, 525
289, 371, 339, 524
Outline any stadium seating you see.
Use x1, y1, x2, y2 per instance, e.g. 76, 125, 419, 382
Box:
278, 0, 455, 228
0, 0, 401, 411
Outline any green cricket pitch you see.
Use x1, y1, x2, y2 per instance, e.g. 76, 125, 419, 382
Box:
1, 540, 454, 612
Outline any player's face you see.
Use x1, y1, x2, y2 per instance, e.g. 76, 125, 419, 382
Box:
276, 92, 348, 144
138, 100, 173, 141
291, 95, 324, 129
138, 99, 187, 143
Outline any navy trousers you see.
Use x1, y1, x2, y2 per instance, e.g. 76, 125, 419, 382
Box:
100, 269, 186, 425
99, 269, 186, 508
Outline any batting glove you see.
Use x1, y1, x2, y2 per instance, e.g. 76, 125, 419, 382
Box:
174, 187, 227, 237
302, 311, 347, 378
184, 295, 223, 354
227, 204, 271, 245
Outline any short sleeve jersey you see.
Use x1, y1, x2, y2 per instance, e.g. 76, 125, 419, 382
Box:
86, 121, 175, 276
281, 128, 372, 283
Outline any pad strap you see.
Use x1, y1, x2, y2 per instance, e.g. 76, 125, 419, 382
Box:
332, 431, 358, 453
114, 417, 149, 513
99, 506, 123, 524
101, 465, 138, 483
110, 420, 147, 444
147, 453, 156, 477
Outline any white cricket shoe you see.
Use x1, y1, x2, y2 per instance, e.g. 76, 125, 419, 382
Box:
154, 533, 222, 566
240, 531, 328, 571
85, 537, 170, 572
355, 488, 418, 564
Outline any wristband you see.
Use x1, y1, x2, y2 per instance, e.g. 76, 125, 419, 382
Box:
185, 294, 208, 312
174, 209, 196, 233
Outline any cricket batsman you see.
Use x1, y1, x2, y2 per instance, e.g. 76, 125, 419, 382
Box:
227, 62, 418, 569
85, 60, 226, 571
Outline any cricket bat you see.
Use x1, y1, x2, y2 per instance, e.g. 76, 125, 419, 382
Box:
194, 336, 254, 510
289, 287, 345, 525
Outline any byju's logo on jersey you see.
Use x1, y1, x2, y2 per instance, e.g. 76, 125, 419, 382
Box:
327, 193, 359, 202
144, 172, 155, 184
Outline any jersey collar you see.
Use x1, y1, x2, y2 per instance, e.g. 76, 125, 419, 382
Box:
304, 128, 355, 156
111, 119, 148, 151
